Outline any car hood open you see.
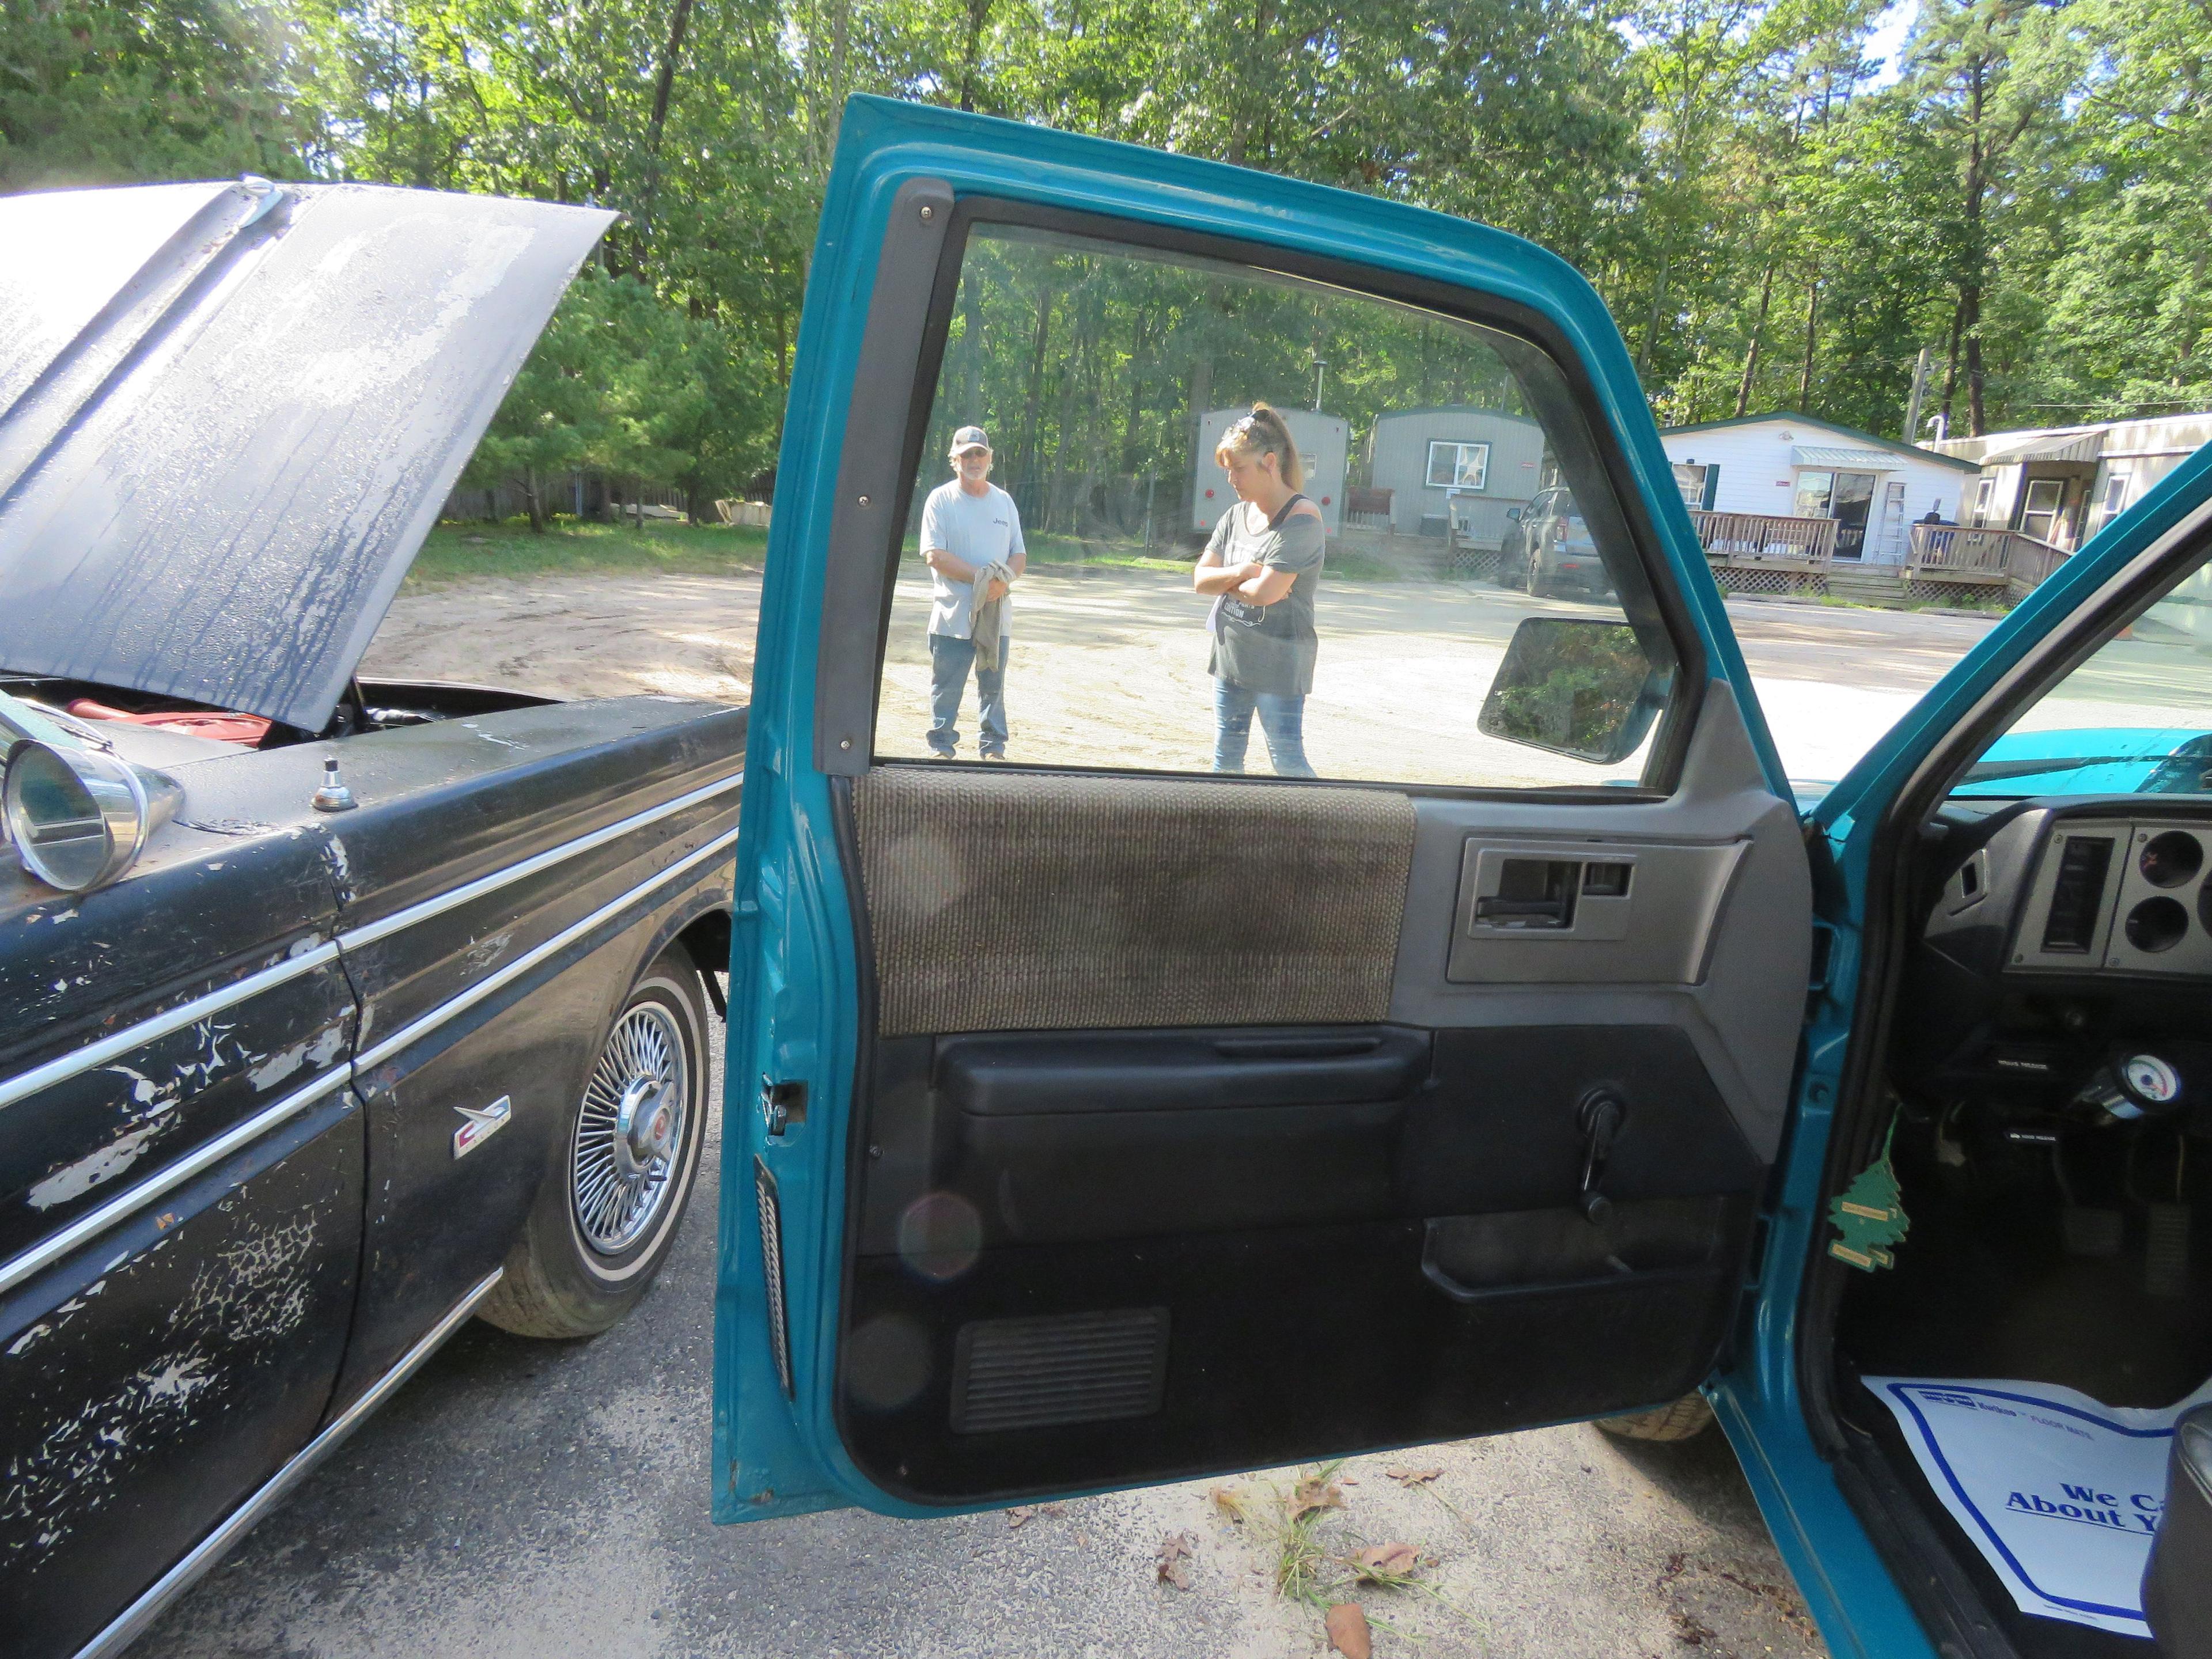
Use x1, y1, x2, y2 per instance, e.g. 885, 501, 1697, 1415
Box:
0, 179, 612, 732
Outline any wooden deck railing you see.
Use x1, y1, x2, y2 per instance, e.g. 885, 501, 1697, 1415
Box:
1689, 510, 1839, 567
1907, 524, 2069, 590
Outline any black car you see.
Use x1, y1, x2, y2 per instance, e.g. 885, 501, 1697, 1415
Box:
0, 180, 743, 1659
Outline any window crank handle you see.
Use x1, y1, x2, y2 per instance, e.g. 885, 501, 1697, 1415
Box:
1577, 1090, 1626, 1225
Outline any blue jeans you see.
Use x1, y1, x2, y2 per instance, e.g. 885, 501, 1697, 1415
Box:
928, 632, 1009, 756
1213, 679, 1316, 777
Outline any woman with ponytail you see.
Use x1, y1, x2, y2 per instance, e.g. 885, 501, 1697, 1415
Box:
1192, 403, 1324, 777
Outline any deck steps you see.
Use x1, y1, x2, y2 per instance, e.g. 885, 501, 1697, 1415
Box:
1825, 566, 1912, 604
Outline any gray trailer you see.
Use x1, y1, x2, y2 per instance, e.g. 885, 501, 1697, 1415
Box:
1363, 406, 1546, 543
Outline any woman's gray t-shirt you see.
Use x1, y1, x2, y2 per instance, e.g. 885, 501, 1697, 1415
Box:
1203, 498, 1325, 696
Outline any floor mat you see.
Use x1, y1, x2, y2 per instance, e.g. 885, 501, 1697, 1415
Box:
1866, 1374, 2212, 1638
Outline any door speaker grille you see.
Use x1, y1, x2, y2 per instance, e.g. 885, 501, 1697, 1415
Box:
950, 1308, 1169, 1434
754, 1157, 794, 1397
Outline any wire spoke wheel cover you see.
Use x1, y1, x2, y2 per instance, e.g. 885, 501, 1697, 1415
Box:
571, 1001, 690, 1255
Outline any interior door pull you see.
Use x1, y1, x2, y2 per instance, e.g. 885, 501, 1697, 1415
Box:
1577, 1090, 1627, 1224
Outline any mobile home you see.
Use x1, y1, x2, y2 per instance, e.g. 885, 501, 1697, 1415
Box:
1363, 407, 1547, 541
1192, 407, 1350, 535
1660, 414, 1979, 563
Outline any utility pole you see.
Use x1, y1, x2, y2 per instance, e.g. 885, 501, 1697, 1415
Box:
1312, 359, 1327, 411
1903, 347, 1931, 448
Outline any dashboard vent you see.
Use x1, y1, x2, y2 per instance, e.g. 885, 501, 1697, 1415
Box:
950, 1308, 1169, 1434
2041, 835, 2115, 953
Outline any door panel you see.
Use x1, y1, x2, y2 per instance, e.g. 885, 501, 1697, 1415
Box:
719, 96, 1805, 1522
834, 732, 1778, 1502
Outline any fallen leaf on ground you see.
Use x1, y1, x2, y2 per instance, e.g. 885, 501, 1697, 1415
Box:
1351, 1541, 1420, 1581
1040, 1502, 1066, 1517
1289, 1475, 1346, 1520
1156, 1530, 1197, 1590
1210, 1486, 1247, 1522
1006, 1506, 1035, 1528
1385, 1465, 1442, 1486
1671, 1610, 1718, 1646
1325, 1602, 1373, 1659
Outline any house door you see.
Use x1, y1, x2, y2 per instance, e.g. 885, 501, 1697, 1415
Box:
1830, 471, 1878, 559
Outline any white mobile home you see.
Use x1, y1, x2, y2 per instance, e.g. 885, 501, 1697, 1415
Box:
1192, 407, 1350, 534
1363, 407, 1547, 540
1660, 414, 1979, 563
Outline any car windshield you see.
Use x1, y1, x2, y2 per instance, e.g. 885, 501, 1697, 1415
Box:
1960, 557, 2212, 798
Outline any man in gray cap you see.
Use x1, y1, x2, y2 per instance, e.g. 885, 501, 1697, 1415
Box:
919, 425, 1027, 759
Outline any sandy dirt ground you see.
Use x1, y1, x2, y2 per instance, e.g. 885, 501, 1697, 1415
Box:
366, 562, 2031, 785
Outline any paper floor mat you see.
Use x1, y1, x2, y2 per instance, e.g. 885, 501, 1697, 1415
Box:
1866, 1374, 2212, 1637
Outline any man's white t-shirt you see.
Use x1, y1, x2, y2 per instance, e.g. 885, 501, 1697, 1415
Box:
920, 480, 1025, 639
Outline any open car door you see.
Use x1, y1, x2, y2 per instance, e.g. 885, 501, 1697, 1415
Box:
714, 96, 1813, 1520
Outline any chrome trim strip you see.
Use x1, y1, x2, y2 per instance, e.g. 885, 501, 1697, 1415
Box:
0, 774, 739, 1118
356, 824, 741, 1073
0, 1065, 353, 1298
0, 941, 340, 1114
0, 823, 739, 1301
336, 772, 741, 953
72, 1268, 503, 1659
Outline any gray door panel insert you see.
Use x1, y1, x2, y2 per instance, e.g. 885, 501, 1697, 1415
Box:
1388, 683, 1812, 1159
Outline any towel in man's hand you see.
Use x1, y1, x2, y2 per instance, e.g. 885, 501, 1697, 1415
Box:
971, 559, 1014, 666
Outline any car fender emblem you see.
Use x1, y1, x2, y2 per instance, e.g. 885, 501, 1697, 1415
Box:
452, 1096, 512, 1159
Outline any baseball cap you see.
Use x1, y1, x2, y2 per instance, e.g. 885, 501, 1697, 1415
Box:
950, 425, 991, 454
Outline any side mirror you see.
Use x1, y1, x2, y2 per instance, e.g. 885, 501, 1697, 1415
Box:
1478, 617, 1666, 766
1505, 507, 1522, 522
2, 734, 181, 893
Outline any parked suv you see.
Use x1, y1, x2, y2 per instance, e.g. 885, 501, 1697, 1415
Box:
1498, 485, 1613, 599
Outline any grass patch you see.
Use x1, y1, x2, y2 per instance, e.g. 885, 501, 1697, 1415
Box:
1022, 531, 1193, 573
1324, 547, 1403, 581
407, 516, 768, 588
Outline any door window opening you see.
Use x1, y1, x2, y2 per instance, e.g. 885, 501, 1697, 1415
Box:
876, 220, 1680, 791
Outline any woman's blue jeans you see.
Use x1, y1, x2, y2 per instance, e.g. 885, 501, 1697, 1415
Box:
1213, 679, 1316, 777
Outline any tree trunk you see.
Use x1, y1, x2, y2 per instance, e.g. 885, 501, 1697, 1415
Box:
957, 0, 991, 111
1938, 300, 1963, 429
1120, 315, 1150, 475
1961, 58, 1990, 435
1796, 263, 1821, 412
524, 468, 547, 533
1733, 263, 1775, 417
1637, 244, 1672, 380
1963, 287, 1988, 437
635, 0, 696, 243
1014, 274, 1054, 503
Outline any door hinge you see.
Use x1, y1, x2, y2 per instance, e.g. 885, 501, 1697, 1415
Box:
759, 1077, 807, 1137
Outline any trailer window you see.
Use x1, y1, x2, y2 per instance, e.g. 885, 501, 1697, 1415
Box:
1426, 441, 1491, 490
